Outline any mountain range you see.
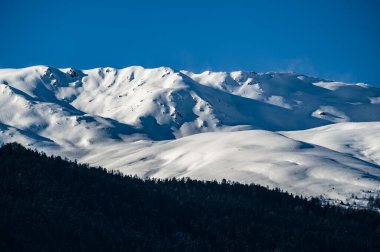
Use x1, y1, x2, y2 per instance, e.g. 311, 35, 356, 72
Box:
1, 65, 380, 206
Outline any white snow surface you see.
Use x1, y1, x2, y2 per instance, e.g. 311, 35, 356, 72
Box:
1, 66, 380, 206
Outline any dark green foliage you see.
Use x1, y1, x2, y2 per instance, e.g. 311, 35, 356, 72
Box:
0, 142, 379, 252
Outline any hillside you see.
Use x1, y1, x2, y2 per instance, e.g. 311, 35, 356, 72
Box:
1, 143, 380, 252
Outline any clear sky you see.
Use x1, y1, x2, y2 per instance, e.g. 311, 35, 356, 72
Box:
1, 0, 380, 85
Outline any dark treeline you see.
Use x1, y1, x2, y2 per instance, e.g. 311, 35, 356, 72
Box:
0, 143, 379, 252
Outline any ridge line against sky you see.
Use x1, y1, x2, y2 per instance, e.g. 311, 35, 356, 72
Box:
1, 0, 380, 85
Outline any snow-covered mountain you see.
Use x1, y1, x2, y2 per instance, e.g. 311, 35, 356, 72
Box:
1, 66, 380, 206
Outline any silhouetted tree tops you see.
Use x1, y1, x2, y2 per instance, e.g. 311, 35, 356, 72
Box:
0, 143, 379, 251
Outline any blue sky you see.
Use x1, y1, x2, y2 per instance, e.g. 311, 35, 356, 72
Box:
1, 0, 380, 85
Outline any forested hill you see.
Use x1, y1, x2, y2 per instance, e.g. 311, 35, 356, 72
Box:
0, 143, 380, 252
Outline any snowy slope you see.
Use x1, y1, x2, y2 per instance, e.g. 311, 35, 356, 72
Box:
78, 130, 380, 205
1, 66, 380, 206
284, 122, 380, 167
